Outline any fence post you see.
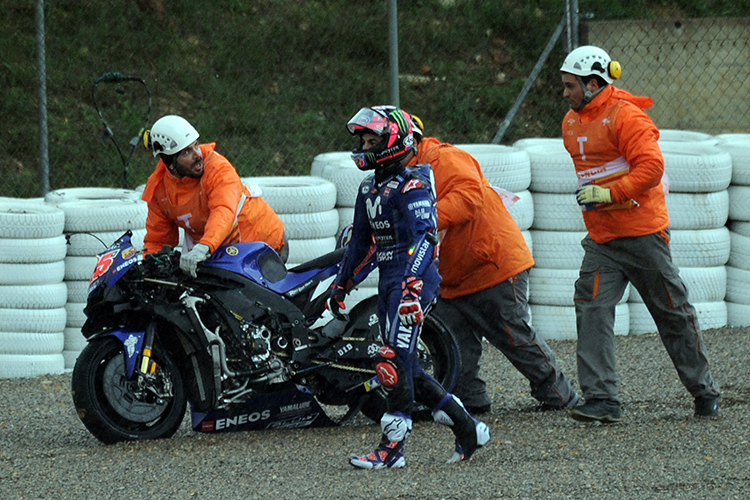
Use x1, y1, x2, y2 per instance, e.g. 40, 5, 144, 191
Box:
35, 0, 49, 196
388, 0, 400, 107
565, 0, 580, 51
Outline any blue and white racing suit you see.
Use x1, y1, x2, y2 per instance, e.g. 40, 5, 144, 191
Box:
335, 164, 445, 414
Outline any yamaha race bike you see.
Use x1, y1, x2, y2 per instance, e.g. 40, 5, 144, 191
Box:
72, 231, 461, 444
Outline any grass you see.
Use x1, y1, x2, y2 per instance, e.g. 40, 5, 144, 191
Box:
2, 0, 749, 197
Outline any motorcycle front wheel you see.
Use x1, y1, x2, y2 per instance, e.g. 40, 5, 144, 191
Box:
71, 336, 186, 444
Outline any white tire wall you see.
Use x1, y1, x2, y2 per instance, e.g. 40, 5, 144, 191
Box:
529, 303, 629, 341
317, 163, 369, 208
658, 129, 717, 144
0, 200, 67, 378
529, 268, 629, 306
453, 144, 532, 192
669, 228, 730, 268
715, 135, 750, 186
526, 142, 578, 194
659, 142, 732, 193
0, 201, 65, 239
531, 192, 586, 231
45, 189, 147, 370
507, 190, 534, 231
727, 302, 750, 327
529, 230, 586, 269
246, 176, 340, 265
628, 301, 727, 335
628, 266, 727, 304
244, 176, 337, 214
665, 191, 729, 230
727, 186, 750, 221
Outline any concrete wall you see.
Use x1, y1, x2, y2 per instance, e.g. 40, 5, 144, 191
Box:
586, 18, 750, 134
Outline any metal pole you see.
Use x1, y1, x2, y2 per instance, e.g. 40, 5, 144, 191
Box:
491, 15, 566, 144
388, 0, 400, 107
35, 0, 50, 195
566, 0, 580, 51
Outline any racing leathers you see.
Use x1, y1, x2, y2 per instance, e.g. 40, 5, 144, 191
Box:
335, 162, 488, 465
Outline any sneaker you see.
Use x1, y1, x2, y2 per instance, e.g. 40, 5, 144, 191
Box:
694, 396, 720, 417
350, 440, 406, 469
569, 399, 622, 423
536, 391, 580, 412
446, 418, 491, 464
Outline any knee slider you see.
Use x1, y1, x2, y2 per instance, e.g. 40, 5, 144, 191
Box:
376, 346, 400, 388
376, 361, 399, 387
381, 412, 412, 442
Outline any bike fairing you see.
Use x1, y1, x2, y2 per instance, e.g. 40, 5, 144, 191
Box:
79, 232, 386, 436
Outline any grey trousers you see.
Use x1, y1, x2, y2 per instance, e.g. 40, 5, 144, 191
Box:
433, 270, 577, 408
574, 232, 720, 404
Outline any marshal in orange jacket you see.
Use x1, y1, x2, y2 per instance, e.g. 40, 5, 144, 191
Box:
141, 143, 285, 254
562, 85, 669, 244
410, 137, 534, 299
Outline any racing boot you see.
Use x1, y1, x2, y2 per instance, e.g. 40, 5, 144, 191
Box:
350, 411, 412, 469
432, 394, 490, 464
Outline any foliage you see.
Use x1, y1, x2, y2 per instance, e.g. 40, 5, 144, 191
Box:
2, 0, 749, 196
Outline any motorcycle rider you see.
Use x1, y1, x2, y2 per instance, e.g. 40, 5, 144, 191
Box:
329, 106, 490, 469
141, 115, 287, 277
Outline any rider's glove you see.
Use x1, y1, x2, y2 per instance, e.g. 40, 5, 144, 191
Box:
180, 243, 211, 278
398, 277, 424, 327
327, 281, 348, 318
576, 185, 612, 205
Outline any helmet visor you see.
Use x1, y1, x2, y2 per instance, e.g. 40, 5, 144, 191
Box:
346, 108, 390, 136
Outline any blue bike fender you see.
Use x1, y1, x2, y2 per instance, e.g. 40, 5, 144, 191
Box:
90, 328, 146, 379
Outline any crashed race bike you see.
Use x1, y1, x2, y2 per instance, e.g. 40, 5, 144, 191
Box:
71, 231, 461, 444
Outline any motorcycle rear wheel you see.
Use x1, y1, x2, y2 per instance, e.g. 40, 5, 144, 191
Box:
72, 336, 186, 444
358, 312, 462, 422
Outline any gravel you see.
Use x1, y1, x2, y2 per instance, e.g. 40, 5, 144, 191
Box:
1, 326, 748, 500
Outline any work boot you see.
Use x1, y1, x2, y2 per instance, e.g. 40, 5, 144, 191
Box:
694, 396, 720, 417
350, 412, 412, 469
432, 394, 490, 463
569, 398, 622, 423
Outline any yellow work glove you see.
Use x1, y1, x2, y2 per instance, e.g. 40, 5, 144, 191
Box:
576, 185, 612, 205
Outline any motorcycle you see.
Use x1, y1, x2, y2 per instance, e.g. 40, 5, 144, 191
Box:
72, 231, 461, 444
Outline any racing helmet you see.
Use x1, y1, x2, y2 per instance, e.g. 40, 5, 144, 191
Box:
560, 45, 622, 84
143, 115, 200, 157
346, 106, 416, 171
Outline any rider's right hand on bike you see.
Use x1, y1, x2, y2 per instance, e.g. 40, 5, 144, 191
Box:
327, 282, 348, 318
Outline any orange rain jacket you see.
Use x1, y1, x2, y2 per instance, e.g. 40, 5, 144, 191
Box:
410, 137, 534, 299
141, 143, 285, 254
562, 85, 669, 244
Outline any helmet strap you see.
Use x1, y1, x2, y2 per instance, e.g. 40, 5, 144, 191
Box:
575, 76, 606, 112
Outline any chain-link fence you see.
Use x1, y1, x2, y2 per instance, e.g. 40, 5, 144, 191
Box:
3, 0, 749, 198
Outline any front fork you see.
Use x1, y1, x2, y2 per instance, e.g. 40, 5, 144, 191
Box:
138, 322, 158, 375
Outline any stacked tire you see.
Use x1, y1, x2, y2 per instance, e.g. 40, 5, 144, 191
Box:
626, 141, 732, 334
454, 144, 535, 253
0, 200, 67, 378
44, 188, 147, 369
310, 156, 379, 308
515, 138, 630, 340
716, 134, 750, 327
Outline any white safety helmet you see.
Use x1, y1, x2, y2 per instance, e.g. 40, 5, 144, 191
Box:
560, 45, 622, 84
144, 115, 200, 157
